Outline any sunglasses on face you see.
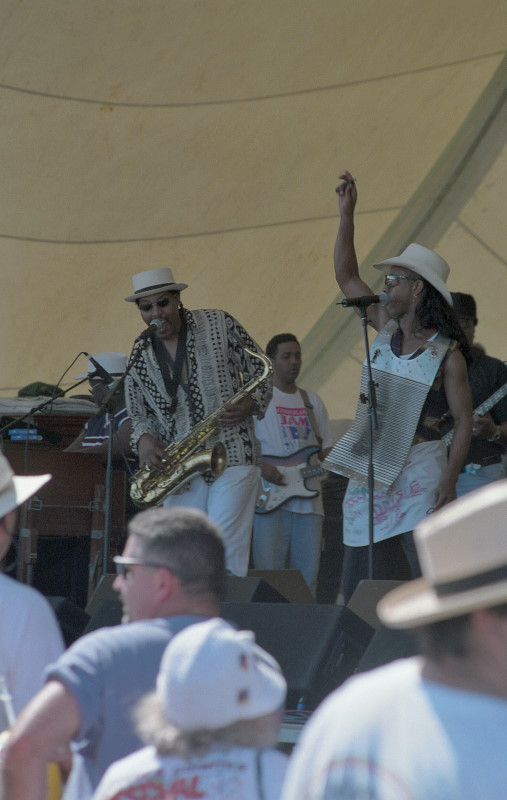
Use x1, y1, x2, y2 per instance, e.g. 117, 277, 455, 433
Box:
113, 556, 183, 579
138, 296, 173, 313
384, 274, 418, 289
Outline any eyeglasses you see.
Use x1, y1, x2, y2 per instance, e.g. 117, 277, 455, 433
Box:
113, 556, 183, 579
384, 274, 418, 289
138, 296, 172, 313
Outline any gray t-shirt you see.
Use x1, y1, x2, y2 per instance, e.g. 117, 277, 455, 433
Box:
45, 615, 210, 800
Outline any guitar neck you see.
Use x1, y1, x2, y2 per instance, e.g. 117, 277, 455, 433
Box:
443, 381, 507, 446
302, 464, 327, 479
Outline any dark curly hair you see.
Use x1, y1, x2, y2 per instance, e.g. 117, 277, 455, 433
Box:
415, 282, 471, 364
265, 333, 299, 360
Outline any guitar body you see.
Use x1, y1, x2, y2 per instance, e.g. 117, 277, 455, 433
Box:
255, 445, 327, 514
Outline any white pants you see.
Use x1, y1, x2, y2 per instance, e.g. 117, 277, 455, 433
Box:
163, 465, 260, 576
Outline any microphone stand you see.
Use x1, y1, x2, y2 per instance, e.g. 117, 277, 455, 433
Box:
94, 335, 154, 577
358, 309, 378, 580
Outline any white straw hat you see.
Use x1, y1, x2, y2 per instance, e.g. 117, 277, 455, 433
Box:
374, 243, 452, 306
125, 268, 188, 302
157, 618, 287, 731
378, 480, 507, 629
0, 453, 51, 519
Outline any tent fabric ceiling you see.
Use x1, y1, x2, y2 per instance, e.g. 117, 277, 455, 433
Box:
1, 0, 506, 418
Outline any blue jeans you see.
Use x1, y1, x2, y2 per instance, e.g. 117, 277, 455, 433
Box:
252, 509, 322, 596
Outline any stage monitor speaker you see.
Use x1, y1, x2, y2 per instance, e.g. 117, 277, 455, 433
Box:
222, 576, 289, 603
355, 625, 419, 673
83, 599, 123, 634
48, 596, 90, 647
85, 574, 117, 617
220, 602, 374, 710
347, 579, 405, 629
247, 569, 315, 604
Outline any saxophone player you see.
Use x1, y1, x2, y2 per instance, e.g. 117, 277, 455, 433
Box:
124, 268, 273, 577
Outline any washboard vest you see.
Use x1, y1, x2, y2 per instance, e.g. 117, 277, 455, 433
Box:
324, 321, 451, 489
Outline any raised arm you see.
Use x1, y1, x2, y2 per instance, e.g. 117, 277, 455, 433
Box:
334, 171, 386, 331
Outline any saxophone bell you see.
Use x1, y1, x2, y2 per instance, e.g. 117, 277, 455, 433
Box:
130, 441, 228, 509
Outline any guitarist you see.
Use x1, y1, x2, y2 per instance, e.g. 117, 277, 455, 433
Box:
252, 334, 333, 597
452, 292, 507, 495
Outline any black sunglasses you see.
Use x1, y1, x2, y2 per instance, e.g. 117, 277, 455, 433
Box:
138, 296, 173, 313
113, 556, 183, 579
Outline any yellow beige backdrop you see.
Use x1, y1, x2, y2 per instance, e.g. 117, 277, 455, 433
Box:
1, 0, 506, 421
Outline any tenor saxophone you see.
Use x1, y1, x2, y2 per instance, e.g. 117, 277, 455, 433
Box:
129, 347, 272, 508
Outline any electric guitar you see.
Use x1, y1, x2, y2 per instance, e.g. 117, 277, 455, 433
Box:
443, 380, 507, 446
255, 445, 328, 514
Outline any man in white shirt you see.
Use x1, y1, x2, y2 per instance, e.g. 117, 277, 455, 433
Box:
92, 618, 288, 800
0, 453, 64, 728
252, 334, 333, 596
281, 480, 507, 800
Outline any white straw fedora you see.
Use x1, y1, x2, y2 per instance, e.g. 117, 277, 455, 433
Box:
378, 480, 507, 629
125, 268, 188, 302
0, 452, 51, 519
374, 243, 452, 307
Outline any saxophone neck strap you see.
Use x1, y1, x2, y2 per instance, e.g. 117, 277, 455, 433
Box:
152, 317, 188, 413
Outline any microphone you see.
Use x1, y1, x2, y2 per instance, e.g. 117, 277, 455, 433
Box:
338, 292, 389, 308
137, 318, 163, 340
86, 354, 115, 384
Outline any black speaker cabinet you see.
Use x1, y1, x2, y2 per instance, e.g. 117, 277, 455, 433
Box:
47, 596, 90, 647
222, 576, 289, 603
83, 598, 123, 634
84, 574, 122, 634
347, 579, 405, 629
355, 624, 419, 673
85, 574, 117, 617
247, 569, 315, 603
220, 602, 374, 710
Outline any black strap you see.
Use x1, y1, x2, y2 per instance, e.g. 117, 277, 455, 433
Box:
300, 388, 323, 450
152, 318, 187, 414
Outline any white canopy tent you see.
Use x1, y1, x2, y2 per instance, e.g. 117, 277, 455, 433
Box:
1, 0, 506, 419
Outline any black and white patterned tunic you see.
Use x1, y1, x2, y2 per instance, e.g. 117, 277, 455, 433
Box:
125, 308, 272, 482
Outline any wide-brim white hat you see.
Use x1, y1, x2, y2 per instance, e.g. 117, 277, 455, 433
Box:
157, 618, 287, 731
374, 243, 452, 307
74, 351, 128, 381
0, 453, 51, 519
125, 268, 188, 302
378, 480, 507, 629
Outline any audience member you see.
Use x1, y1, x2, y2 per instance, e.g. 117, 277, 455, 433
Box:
92, 617, 288, 800
281, 480, 507, 800
2, 506, 225, 800
0, 453, 63, 728
252, 333, 332, 596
